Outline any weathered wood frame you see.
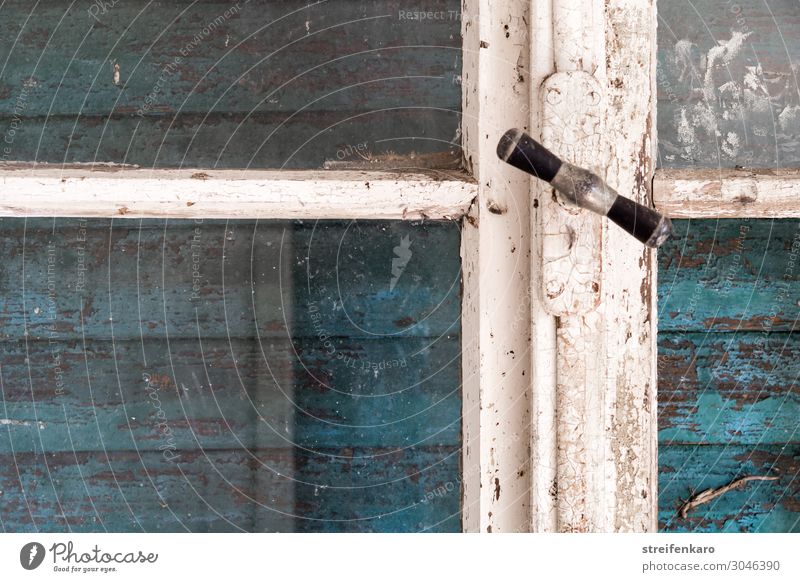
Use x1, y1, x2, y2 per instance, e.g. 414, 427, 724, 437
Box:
2, 0, 792, 534
0, 166, 476, 220
655, 168, 800, 219
460, 0, 660, 532
458, 0, 800, 533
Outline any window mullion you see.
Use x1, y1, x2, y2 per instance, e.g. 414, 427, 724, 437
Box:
461, 0, 660, 533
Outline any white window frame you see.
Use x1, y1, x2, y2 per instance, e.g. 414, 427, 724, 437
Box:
0, 167, 475, 220
461, 0, 660, 533
3, 0, 794, 533
654, 168, 800, 218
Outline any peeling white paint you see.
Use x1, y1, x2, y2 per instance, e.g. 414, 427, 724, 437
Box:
655, 168, 800, 218
528, 0, 657, 533
461, 0, 533, 534
0, 419, 31, 427
0, 168, 476, 220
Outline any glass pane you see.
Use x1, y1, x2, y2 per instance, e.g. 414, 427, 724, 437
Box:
657, 0, 800, 533
657, 0, 800, 168
0, 217, 462, 532
657, 218, 800, 532
0, 0, 462, 169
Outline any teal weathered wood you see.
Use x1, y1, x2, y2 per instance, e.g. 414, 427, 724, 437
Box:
0, 0, 460, 116
0, 336, 461, 453
0, 0, 462, 168
0, 113, 462, 169
0, 449, 295, 532
0, 0, 467, 533
658, 219, 800, 532
659, 445, 800, 532
658, 332, 800, 445
0, 218, 462, 339
658, 219, 800, 332
292, 446, 461, 532
0, 446, 459, 532
0, 218, 463, 532
657, 0, 800, 168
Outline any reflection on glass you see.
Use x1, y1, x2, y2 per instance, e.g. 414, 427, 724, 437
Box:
0, 218, 461, 532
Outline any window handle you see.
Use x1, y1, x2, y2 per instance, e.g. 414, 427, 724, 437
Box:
497, 128, 673, 248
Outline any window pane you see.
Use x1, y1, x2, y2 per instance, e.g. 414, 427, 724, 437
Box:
657, 0, 800, 168
0, 0, 462, 169
657, 218, 800, 532
0, 218, 462, 532
657, 0, 800, 533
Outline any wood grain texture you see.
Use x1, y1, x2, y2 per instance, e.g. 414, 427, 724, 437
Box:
0, 0, 459, 116
0, 336, 461, 454
460, 0, 533, 534
0, 218, 463, 532
526, 0, 659, 533
0, 449, 295, 532
0, 0, 462, 168
659, 445, 800, 532
0, 112, 462, 169
658, 219, 800, 332
583, 0, 659, 532
658, 218, 800, 533
0, 166, 476, 220
658, 333, 800, 445
0, 446, 460, 532
655, 169, 800, 219
292, 445, 461, 532
0, 218, 461, 340
657, 0, 800, 169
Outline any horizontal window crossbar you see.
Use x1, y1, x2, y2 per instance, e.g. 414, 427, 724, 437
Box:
654, 168, 800, 219
0, 164, 476, 221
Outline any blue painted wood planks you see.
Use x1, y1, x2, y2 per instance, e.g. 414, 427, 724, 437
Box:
0, 0, 462, 169
658, 219, 800, 532
0, 219, 463, 532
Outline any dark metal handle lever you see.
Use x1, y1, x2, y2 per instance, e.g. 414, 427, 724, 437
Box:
497, 128, 672, 248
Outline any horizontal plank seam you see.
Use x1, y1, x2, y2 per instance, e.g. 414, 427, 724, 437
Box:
0, 446, 462, 455
0, 335, 462, 343
657, 443, 800, 447
0, 109, 462, 122
659, 329, 799, 334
